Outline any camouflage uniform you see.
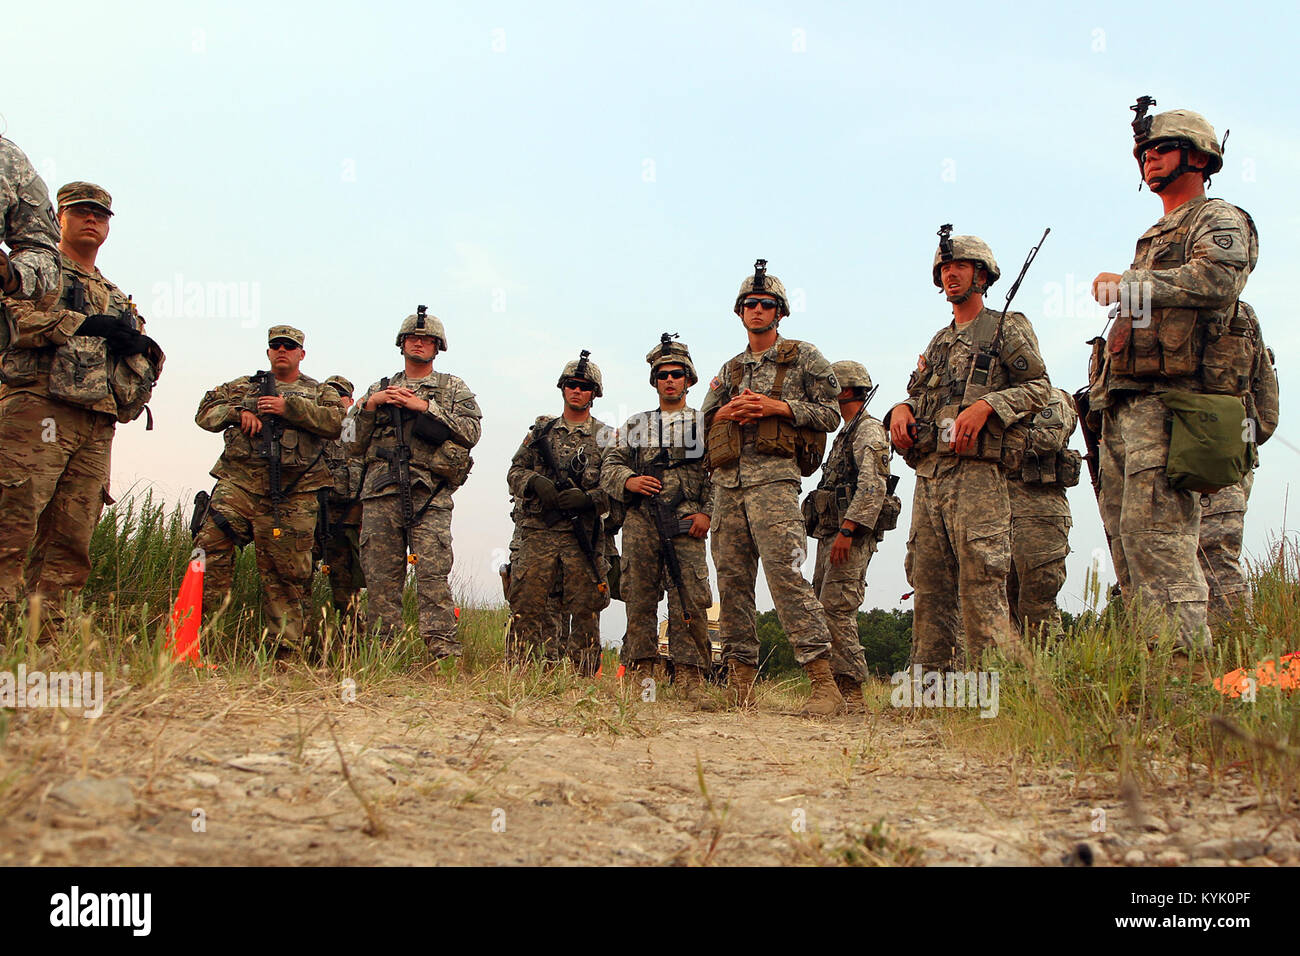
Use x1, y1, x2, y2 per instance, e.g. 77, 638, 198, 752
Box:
0, 185, 161, 620
194, 331, 343, 653
601, 408, 713, 669
891, 307, 1051, 669
806, 407, 895, 682
700, 336, 840, 667
1091, 193, 1257, 647
1005, 387, 1079, 638
353, 368, 481, 657
507, 415, 611, 672
505, 508, 566, 651
1196, 302, 1278, 624
319, 394, 366, 617
0, 136, 61, 310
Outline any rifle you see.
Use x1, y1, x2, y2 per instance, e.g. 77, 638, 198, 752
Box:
969, 227, 1050, 387
373, 376, 418, 565
530, 421, 607, 594
251, 369, 285, 537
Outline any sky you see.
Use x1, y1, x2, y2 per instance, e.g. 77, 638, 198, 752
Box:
7, 1, 1298, 642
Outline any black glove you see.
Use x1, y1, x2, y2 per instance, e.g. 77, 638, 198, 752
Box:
75, 314, 120, 338
109, 328, 150, 356
529, 475, 559, 510
555, 488, 594, 512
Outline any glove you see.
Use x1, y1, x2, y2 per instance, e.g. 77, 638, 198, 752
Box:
555, 488, 594, 512
109, 328, 150, 356
529, 475, 559, 510
75, 314, 121, 338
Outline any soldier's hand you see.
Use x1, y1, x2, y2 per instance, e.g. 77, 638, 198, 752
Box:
391, 387, 431, 412
75, 314, 120, 338
0, 250, 16, 295
529, 475, 559, 510
951, 400, 993, 456
555, 488, 594, 512
1092, 272, 1123, 306
365, 387, 400, 411
830, 522, 858, 565
889, 404, 916, 449
687, 513, 710, 539
257, 395, 287, 416
240, 410, 264, 436
626, 475, 662, 496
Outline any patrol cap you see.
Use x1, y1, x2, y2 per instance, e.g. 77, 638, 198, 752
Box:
57, 182, 113, 215
268, 325, 305, 348
324, 375, 354, 397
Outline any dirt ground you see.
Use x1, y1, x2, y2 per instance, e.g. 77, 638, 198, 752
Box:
1, 672, 1297, 867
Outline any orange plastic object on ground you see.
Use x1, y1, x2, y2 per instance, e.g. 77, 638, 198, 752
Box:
1214, 652, 1300, 697
165, 555, 212, 668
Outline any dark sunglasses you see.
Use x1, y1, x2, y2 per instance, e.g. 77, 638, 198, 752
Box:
655, 369, 686, 381
1139, 141, 1182, 163
742, 297, 779, 310
563, 378, 595, 392
268, 339, 299, 351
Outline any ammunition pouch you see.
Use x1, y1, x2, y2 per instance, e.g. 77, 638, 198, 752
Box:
0, 344, 42, 386
754, 415, 797, 460
1200, 304, 1255, 396
1160, 390, 1255, 494
1011, 449, 1083, 488
900, 420, 938, 470
875, 493, 902, 536
47, 336, 111, 406
704, 417, 741, 471
801, 488, 838, 538
1108, 308, 1199, 379
935, 402, 1004, 463
427, 442, 474, 487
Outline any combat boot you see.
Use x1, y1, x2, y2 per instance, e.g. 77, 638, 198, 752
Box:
622, 658, 660, 696
675, 663, 719, 712
801, 658, 845, 717
835, 674, 864, 714
727, 662, 758, 709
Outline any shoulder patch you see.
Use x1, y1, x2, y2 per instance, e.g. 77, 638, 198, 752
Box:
1213, 235, 1233, 250
1040, 407, 1054, 420
1013, 356, 1028, 371
709, 376, 721, 391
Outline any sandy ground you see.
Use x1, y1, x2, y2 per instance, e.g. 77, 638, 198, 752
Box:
1, 672, 1297, 867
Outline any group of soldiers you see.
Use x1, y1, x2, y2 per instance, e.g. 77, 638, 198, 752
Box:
0, 94, 1278, 713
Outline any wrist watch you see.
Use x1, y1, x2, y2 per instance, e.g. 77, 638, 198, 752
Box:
837, 527, 854, 539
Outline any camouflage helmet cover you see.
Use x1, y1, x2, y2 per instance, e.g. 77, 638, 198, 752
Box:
395, 306, 448, 351
646, 334, 698, 386
830, 360, 872, 392
733, 262, 791, 317
557, 350, 603, 398
324, 374, 355, 398
932, 236, 1001, 289
1132, 108, 1224, 176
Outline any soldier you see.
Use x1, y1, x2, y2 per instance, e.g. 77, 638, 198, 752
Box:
803, 361, 899, 712
317, 375, 366, 628
1004, 387, 1081, 640
1089, 98, 1258, 649
0, 182, 163, 634
353, 308, 481, 660
886, 229, 1050, 672
700, 259, 844, 716
194, 326, 343, 657
502, 508, 567, 654
0, 135, 60, 311
507, 351, 611, 675
1197, 301, 1278, 625
602, 334, 714, 707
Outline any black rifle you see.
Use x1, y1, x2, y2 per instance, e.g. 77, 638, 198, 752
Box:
530, 421, 607, 594
373, 376, 418, 564
968, 227, 1051, 387
251, 369, 285, 537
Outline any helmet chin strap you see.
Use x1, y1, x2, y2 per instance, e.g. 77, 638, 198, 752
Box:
403, 340, 434, 366
744, 314, 780, 334
1145, 142, 1200, 194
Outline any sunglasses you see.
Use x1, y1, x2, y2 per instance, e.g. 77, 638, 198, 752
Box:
563, 379, 595, 392
1139, 141, 1182, 163
268, 340, 299, 351
655, 369, 686, 381
742, 297, 779, 310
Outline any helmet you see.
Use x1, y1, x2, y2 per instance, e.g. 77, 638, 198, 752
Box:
557, 350, 603, 398
1132, 108, 1224, 177
733, 259, 791, 318
932, 235, 1000, 290
646, 333, 698, 386
395, 305, 448, 351
830, 361, 872, 392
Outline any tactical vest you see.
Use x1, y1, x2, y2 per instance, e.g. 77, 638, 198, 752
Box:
1103, 199, 1258, 395
626, 410, 708, 513
705, 339, 825, 476
370, 372, 475, 490
803, 410, 901, 538
221, 373, 331, 471
1001, 398, 1083, 488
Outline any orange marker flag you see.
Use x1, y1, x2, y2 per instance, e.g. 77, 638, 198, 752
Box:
166, 550, 212, 668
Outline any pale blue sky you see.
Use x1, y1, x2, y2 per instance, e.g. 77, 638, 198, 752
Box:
8, 1, 1296, 639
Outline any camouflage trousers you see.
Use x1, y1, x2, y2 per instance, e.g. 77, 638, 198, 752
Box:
323, 500, 364, 615
812, 533, 874, 682
1007, 509, 1071, 640
619, 506, 711, 669
906, 460, 1017, 669
360, 494, 459, 658
0, 393, 114, 614
194, 479, 316, 654
507, 526, 609, 674
1100, 393, 1209, 647
1198, 470, 1254, 625
712, 479, 832, 667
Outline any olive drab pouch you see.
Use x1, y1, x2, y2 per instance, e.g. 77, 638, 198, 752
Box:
800, 492, 818, 536
427, 439, 474, 487
1056, 449, 1083, 488
47, 335, 111, 406
704, 417, 741, 472
1200, 301, 1255, 396
1159, 390, 1254, 494
874, 492, 902, 536
0, 343, 42, 386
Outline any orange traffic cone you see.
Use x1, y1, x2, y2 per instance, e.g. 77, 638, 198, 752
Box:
165, 551, 211, 667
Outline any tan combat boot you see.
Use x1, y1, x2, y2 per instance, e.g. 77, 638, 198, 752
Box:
727, 662, 759, 709
675, 663, 719, 712
835, 675, 864, 714
801, 658, 845, 717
